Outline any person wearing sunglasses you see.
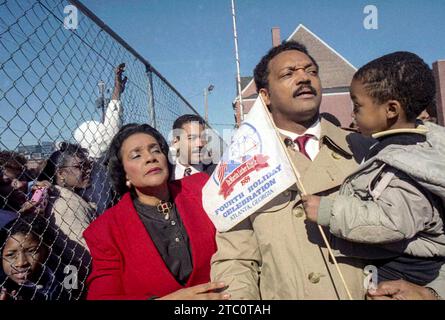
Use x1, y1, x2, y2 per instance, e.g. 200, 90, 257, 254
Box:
37, 142, 94, 299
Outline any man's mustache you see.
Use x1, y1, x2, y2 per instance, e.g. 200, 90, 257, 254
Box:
293, 85, 317, 98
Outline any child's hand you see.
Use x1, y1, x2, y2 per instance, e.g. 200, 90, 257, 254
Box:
301, 195, 321, 223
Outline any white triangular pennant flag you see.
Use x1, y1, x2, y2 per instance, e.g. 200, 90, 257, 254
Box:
202, 97, 297, 232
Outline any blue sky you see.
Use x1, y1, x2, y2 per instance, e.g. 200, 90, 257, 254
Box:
2, 0, 444, 150
80, 0, 445, 135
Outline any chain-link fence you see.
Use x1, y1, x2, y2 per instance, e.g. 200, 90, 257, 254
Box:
0, 0, 223, 300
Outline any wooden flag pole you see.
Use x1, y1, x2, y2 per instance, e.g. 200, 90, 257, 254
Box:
231, 0, 244, 123
257, 95, 353, 300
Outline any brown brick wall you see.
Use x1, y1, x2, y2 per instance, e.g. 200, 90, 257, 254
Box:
320, 93, 353, 127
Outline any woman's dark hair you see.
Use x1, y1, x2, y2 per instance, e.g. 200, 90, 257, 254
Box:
0, 150, 31, 182
1, 151, 30, 211
0, 151, 27, 173
106, 123, 172, 197
37, 142, 89, 184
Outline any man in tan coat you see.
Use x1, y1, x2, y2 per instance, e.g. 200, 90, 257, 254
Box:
212, 41, 445, 300
210, 41, 374, 300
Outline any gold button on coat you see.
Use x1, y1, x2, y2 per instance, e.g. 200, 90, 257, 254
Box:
331, 151, 341, 160
308, 272, 323, 284
293, 206, 305, 218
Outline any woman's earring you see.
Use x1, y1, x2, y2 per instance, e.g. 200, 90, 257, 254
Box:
126, 180, 131, 188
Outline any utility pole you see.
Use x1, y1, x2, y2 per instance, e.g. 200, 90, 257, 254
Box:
204, 84, 214, 123
96, 80, 106, 122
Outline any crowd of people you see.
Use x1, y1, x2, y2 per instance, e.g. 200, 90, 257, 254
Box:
1, 41, 444, 301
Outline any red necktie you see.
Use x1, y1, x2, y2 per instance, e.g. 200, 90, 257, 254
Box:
294, 134, 312, 160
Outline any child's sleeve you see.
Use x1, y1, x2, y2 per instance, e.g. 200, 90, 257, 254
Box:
317, 170, 437, 245
426, 263, 445, 298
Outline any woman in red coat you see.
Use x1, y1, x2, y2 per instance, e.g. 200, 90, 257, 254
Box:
83, 123, 229, 300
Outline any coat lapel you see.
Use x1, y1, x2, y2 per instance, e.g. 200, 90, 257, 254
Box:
285, 119, 358, 195
300, 144, 347, 194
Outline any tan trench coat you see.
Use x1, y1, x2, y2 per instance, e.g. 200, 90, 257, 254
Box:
211, 119, 374, 300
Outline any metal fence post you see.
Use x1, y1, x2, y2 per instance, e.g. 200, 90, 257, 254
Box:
146, 65, 156, 128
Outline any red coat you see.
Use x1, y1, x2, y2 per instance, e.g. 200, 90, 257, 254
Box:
83, 173, 216, 300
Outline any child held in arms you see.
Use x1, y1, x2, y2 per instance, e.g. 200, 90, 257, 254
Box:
302, 51, 445, 288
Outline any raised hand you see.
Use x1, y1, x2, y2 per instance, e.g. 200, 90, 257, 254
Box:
112, 62, 128, 100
